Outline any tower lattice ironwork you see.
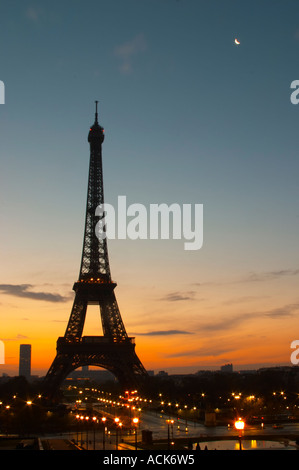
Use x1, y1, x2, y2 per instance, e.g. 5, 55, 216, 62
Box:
43, 102, 147, 399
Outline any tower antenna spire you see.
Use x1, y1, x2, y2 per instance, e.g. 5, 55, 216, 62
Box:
95, 100, 99, 123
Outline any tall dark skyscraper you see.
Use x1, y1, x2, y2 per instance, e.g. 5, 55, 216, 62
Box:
19, 344, 31, 380
43, 103, 147, 400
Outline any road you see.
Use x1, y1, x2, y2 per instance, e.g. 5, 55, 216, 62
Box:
123, 410, 299, 445
43, 407, 299, 450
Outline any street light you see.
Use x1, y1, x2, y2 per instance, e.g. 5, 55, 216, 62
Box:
92, 416, 97, 450
114, 417, 120, 450
85, 416, 90, 450
234, 418, 245, 450
166, 419, 174, 449
80, 415, 84, 446
101, 417, 107, 450
133, 417, 139, 450
170, 419, 174, 438
75, 414, 83, 445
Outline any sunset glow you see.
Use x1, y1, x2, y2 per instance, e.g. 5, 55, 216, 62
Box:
1, 1, 299, 380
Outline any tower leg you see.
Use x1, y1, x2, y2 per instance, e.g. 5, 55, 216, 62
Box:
64, 294, 88, 341
42, 337, 148, 401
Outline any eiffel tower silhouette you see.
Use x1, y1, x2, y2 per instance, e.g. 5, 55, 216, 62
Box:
43, 102, 147, 399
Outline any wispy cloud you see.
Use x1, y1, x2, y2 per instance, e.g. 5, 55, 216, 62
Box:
265, 303, 299, 318
199, 314, 249, 332
134, 330, 193, 336
222, 296, 268, 306
114, 34, 147, 74
242, 269, 299, 283
160, 291, 196, 302
0, 284, 70, 303
1, 334, 29, 342
165, 345, 235, 359
198, 302, 299, 332
196, 268, 299, 288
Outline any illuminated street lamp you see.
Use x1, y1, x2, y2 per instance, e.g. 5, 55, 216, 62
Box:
101, 417, 107, 450
133, 417, 139, 450
75, 414, 80, 445
92, 416, 97, 450
234, 418, 245, 450
170, 419, 174, 438
114, 417, 120, 449
166, 419, 174, 449
79, 415, 84, 446
85, 416, 90, 450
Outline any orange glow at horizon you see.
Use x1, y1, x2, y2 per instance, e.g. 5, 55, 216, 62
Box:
0, 270, 298, 377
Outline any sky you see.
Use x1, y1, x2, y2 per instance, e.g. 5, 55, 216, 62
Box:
1, 0, 299, 377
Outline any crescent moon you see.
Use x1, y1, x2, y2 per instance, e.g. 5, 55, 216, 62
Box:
235, 38, 240, 45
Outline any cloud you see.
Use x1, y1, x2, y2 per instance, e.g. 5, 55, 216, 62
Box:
0, 284, 70, 303
1, 334, 29, 342
160, 291, 196, 302
243, 269, 299, 283
198, 302, 299, 333
223, 296, 268, 306
199, 314, 250, 332
134, 330, 193, 336
114, 34, 147, 74
265, 303, 299, 318
165, 345, 235, 359
196, 268, 299, 288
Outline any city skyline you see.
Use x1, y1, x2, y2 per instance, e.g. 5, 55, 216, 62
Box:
1, 1, 299, 378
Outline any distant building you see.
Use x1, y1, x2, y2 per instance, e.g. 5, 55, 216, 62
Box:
157, 370, 168, 377
19, 344, 31, 380
220, 363, 233, 373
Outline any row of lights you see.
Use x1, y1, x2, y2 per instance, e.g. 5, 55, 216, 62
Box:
74, 414, 139, 427
75, 414, 140, 450
0, 398, 38, 408
157, 391, 292, 408
70, 386, 292, 412
78, 278, 112, 283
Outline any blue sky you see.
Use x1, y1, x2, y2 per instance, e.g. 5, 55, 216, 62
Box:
1, 0, 299, 375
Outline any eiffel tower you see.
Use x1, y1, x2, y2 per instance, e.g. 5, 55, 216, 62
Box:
43, 102, 147, 399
